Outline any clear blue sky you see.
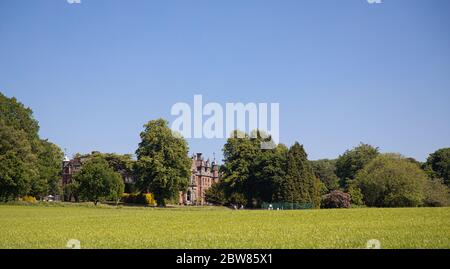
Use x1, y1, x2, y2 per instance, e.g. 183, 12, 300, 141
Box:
1, 0, 449, 162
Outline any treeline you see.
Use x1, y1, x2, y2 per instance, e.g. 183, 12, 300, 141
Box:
1, 92, 449, 208
206, 140, 450, 208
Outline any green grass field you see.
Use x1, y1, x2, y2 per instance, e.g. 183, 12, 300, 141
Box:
0, 204, 449, 249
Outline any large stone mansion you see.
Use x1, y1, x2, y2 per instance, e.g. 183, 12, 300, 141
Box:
179, 153, 220, 205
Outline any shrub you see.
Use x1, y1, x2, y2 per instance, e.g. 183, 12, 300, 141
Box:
205, 182, 227, 205
142, 193, 156, 206
21, 195, 37, 203
121, 193, 156, 206
321, 190, 351, 208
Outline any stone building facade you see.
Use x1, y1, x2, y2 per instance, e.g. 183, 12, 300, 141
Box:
61, 156, 83, 186
179, 153, 220, 205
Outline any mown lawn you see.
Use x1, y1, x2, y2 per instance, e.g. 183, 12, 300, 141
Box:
0, 204, 449, 249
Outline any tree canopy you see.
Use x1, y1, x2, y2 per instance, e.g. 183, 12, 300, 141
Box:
75, 152, 135, 175
355, 154, 428, 207
425, 148, 450, 186
310, 159, 340, 191
0, 152, 31, 201
73, 157, 124, 205
221, 130, 288, 207
221, 131, 322, 208
0, 92, 63, 201
336, 143, 379, 187
0, 92, 39, 141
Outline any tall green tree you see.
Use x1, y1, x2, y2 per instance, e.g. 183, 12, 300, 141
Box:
134, 119, 191, 207
336, 143, 379, 187
424, 148, 450, 186
221, 130, 286, 207
221, 131, 258, 207
32, 140, 64, 198
74, 151, 136, 192
1, 92, 63, 200
73, 157, 124, 205
310, 159, 340, 191
255, 144, 288, 203
0, 152, 31, 202
276, 142, 323, 208
0, 119, 37, 201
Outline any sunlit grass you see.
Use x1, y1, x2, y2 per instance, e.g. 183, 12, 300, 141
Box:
0, 204, 449, 249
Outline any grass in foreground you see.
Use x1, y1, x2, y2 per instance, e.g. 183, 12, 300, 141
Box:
0, 204, 449, 249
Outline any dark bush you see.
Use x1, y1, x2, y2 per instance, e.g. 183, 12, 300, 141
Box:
204, 182, 227, 205
321, 190, 351, 208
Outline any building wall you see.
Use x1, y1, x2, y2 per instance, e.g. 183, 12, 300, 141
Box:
179, 153, 220, 205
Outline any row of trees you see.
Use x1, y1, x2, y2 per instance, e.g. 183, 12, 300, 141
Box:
73, 121, 449, 209
310, 144, 450, 208
0, 93, 63, 202
205, 131, 324, 208
206, 141, 449, 208
1, 92, 449, 208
